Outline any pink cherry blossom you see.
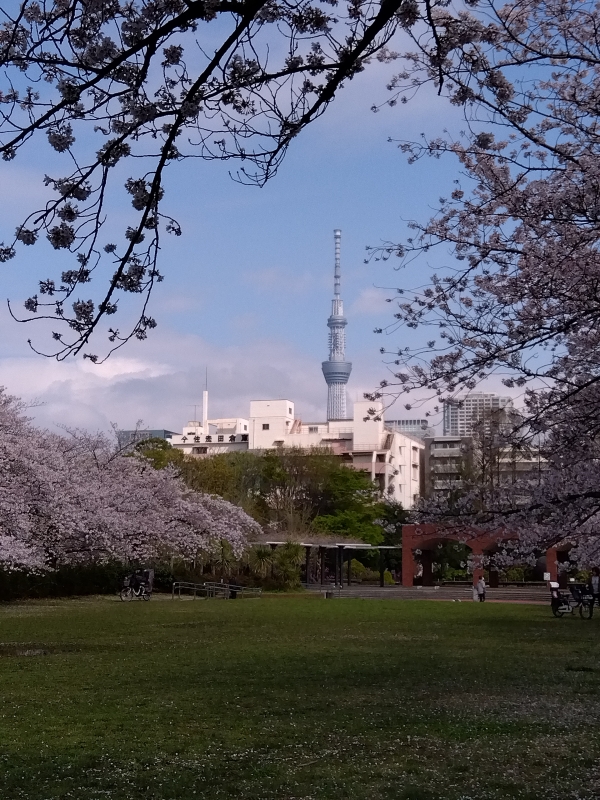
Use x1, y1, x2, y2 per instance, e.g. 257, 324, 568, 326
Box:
0, 388, 259, 571
370, 0, 600, 565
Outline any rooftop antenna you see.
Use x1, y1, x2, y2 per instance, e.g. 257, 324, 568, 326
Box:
202, 368, 208, 432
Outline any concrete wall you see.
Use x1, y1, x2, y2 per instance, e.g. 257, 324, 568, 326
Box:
249, 399, 295, 449
352, 400, 384, 451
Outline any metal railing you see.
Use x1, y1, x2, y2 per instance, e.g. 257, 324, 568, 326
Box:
302, 582, 343, 597
171, 581, 262, 600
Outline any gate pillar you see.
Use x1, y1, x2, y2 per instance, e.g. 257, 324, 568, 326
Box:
545, 547, 558, 582
401, 526, 415, 586
470, 542, 485, 587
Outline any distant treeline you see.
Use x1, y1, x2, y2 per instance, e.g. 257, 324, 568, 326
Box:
138, 440, 407, 545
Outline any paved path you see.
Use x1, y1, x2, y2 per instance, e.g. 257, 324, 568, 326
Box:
307, 585, 548, 603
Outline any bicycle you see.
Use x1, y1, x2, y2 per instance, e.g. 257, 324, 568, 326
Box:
120, 578, 151, 601
550, 582, 594, 619
574, 584, 595, 619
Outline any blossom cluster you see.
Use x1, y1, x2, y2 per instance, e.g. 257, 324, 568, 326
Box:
366, 0, 600, 558
0, 389, 259, 572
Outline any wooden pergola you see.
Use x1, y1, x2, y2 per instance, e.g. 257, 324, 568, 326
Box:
265, 541, 402, 588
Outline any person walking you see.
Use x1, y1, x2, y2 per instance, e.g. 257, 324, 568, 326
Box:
476, 576, 486, 602
591, 568, 600, 608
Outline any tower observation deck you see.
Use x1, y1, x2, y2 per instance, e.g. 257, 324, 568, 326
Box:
322, 229, 352, 420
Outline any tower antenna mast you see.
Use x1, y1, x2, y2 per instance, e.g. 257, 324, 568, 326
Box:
322, 229, 352, 420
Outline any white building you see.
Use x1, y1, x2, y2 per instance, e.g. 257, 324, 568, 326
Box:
443, 392, 515, 436
169, 397, 423, 509
166, 231, 425, 507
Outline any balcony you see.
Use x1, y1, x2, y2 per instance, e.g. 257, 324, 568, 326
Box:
431, 464, 461, 474
431, 447, 462, 457
433, 479, 463, 490
372, 463, 389, 475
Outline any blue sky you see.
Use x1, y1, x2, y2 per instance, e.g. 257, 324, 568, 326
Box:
0, 56, 485, 434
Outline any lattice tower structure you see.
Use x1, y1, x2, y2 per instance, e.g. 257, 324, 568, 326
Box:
322, 229, 352, 420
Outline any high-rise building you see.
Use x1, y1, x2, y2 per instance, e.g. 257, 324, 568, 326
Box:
321, 229, 352, 420
443, 393, 515, 436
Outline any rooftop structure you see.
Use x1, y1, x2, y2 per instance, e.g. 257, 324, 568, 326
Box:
168, 395, 424, 508
116, 428, 177, 451
386, 418, 437, 439
322, 229, 352, 420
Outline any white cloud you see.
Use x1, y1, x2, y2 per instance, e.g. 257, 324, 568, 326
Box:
350, 287, 390, 316
0, 324, 330, 433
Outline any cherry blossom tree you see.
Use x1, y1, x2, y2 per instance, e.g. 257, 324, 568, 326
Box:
0, 387, 260, 570
0, 0, 415, 360
367, 0, 600, 562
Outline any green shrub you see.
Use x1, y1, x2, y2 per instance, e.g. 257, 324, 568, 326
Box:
0, 562, 126, 602
503, 566, 526, 582
575, 570, 591, 583
444, 568, 469, 581
350, 559, 367, 578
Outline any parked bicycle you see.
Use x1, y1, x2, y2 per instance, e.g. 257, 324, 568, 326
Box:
120, 569, 154, 602
550, 581, 594, 619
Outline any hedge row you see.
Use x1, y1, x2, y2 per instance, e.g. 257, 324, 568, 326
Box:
0, 563, 175, 602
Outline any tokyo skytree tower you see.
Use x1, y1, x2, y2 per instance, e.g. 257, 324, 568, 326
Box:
322, 229, 352, 420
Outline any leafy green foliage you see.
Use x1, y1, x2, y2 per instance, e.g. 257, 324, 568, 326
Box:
431, 542, 471, 581
137, 444, 400, 544
249, 545, 274, 578
272, 542, 305, 589
132, 437, 182, 469
383, 569, 395, 585
313, 508, 384, 544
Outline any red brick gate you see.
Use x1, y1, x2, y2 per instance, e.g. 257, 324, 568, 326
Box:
401, 524, 560, 587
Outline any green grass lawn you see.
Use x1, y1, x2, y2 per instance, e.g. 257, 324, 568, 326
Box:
1, 595, 600, 800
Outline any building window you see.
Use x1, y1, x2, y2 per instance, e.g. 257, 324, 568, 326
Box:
244, 425, 247, 431
308, 426, 318, 433
192, 447, 208, 454
289, 408, 292, 414
262, 423, 270, 430
218, 435, 224, 442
